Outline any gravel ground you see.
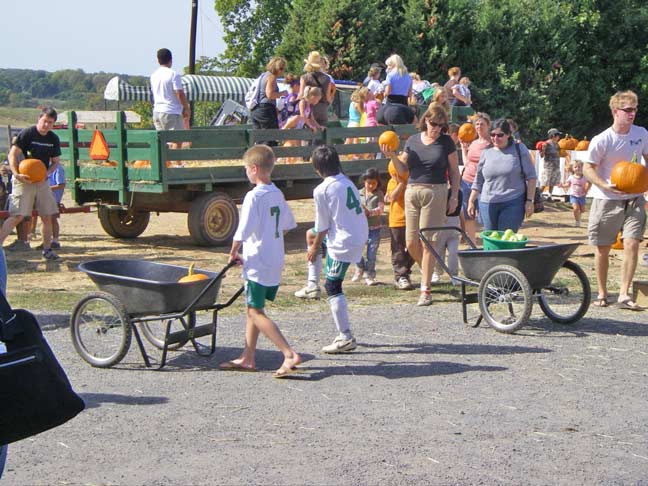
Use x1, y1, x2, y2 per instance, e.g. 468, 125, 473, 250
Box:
4, 297, 648, 485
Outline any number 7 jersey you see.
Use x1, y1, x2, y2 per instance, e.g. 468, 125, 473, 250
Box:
233, 183, 297, 286
313, 174, 369, 263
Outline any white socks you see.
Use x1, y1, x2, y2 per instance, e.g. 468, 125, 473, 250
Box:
328, 293, 352, 338
307, 248, 322, 285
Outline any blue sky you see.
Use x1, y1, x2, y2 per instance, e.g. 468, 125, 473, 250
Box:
1, 0, 226, 76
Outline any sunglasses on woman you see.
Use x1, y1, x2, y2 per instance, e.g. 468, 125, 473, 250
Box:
426, 120, 443, 128
490, 132, 506, 138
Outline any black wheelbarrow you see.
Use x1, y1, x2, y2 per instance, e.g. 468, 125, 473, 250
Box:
419, 226, 591, 333
70, 260, 244, 369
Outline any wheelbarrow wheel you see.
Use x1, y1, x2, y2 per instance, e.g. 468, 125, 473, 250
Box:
70, 291, 132, 368
478, 265, 532, 333
140, 312, 197, 350
538, 260, 591, 324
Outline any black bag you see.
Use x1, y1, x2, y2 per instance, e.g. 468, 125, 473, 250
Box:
446, 188, 463, 217
514, 143, 544, 213
0, 292, 85, 445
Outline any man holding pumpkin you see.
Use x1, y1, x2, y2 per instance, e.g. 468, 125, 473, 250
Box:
0, 107, 61, 261
584, 90, 648, 310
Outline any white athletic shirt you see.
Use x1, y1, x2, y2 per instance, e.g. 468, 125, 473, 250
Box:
234, 183, 297, 286
150, 66, 183, 115
587, 124, 648, 200
313, 174, 369, 263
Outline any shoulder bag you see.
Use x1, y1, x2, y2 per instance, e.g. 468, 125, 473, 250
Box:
514, 142, 544, 213
0, 292, 85, 445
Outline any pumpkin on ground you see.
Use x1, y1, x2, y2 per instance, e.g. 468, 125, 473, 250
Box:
458, 123, 477, 143
378, 130, 399, 152
18, 158, 47, 183
178, 263, 209, 283
610, 154, 648, 194
575, 137, 590, 151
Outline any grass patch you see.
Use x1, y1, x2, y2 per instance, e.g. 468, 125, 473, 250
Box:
7, 289, 89, 313
0, 107, 40, 127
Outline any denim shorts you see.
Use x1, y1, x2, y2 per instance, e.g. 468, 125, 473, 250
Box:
569, 195, 586, 207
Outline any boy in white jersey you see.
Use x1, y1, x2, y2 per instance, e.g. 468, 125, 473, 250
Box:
308, 146, 369, 353
583, 90, 648, 310
221, 145, 302, 377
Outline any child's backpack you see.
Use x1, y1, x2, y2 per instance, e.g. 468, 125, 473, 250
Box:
245, 74, 265, 111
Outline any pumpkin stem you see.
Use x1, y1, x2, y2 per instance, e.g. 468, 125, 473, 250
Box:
631, 153, 638, 163
187, 263, 195, 276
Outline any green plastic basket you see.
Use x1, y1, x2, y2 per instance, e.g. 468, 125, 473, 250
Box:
480, 231, 528, 250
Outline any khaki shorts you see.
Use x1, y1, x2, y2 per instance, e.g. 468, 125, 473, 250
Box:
588, 196, 646, 246
405, 183, 448, 243
8, 179, 59, 217
153, 112, 184, 131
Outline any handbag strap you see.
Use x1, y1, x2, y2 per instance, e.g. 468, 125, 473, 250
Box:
514, 142, 526, 180
0, 290, 20, 340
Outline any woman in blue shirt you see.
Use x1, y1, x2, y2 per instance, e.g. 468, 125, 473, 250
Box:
377, 54, 415, 125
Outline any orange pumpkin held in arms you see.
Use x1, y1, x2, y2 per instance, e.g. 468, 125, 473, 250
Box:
458, 122, 477, 143
18, 158, 47, 183
378, 130, 399, 152
610, 154, 648, 194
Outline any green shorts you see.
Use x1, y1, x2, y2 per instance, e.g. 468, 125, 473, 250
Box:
246, 280, 278, 309
324, 255, 350, 281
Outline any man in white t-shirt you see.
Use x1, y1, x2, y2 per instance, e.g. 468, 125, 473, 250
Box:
150, 48, 190, 139
307, 146, 369, 353
584, 90, 648, 311
223, 145, 301, 378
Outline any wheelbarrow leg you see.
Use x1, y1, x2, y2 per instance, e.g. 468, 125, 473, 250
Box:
132, 325, 152, 368
461, 282, 481, 327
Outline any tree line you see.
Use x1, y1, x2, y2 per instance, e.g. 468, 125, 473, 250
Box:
213, 0, 648, 142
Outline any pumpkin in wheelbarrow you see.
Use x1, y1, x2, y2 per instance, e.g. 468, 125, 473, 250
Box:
178, 263, 209, 283
19, 158, 47, 183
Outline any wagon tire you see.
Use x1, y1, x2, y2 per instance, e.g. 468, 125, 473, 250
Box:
140, 312, 197, 350
188, 192, 238, 246
538, 260, 591, 324
70, 291, 132, 368
98, 207, 150, 239
478, 265, 532, 334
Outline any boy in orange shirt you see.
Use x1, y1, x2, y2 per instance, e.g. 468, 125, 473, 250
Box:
385, 160, 415, 289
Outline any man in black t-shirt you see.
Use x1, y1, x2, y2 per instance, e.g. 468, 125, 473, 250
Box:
0, 107, 62, 260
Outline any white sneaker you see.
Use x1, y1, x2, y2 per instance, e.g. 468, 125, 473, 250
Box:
321, 336, 357, 354
351, 269, 362, 282
365, 278, 378, 286
396, 277, 413, 290
417, 292, 433, 306
431, 272, 440, 284
294, 284, 321, 300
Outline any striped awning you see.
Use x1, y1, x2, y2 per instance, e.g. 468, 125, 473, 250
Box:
103, 75, 254, 103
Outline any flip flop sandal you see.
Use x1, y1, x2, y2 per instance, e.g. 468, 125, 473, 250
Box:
592, 297, 609, 308
219, 361, 257, 372
617, 299, 644, 311
272, 366, 306, 379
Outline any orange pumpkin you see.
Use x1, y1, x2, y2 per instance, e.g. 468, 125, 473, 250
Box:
611, 232, 624, 250
575, 137, 589, 151
132, 160, 151, 168
101, 160, 118, 167
18, 158, 47, 183
178, 263, 209, 283
378, 130, 399, 152
559, 149, 568, 157
558, 134, 578, 151
458, 122, 477, 143
610, 154, 648, 194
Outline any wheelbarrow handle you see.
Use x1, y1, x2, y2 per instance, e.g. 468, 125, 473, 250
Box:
419, 226, 478, 249
176, 260, 241, 316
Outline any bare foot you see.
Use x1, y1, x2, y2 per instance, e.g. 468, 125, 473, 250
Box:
219, 357, 256, 372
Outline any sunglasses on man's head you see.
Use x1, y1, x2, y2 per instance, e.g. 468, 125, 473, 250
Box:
490, 132, 506, 138
618, 107, 638, 113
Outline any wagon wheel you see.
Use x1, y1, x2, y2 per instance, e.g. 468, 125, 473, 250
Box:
139, 312, 197, 350
478, 265, 532, 333
188, 192, 239, 246
538, 260, 591, 324
70, 291, 132, 368
98, 207, 150, 239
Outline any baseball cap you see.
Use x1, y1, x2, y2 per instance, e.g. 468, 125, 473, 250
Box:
547, 128, 562, 137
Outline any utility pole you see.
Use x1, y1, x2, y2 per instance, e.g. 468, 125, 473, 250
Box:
189, 0, 198, 125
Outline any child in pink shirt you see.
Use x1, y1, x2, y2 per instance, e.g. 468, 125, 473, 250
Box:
563, 160, 590, 227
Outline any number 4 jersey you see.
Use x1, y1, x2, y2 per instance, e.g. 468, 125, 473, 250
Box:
234, 183, 297, 286
313, 174, 369, 263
